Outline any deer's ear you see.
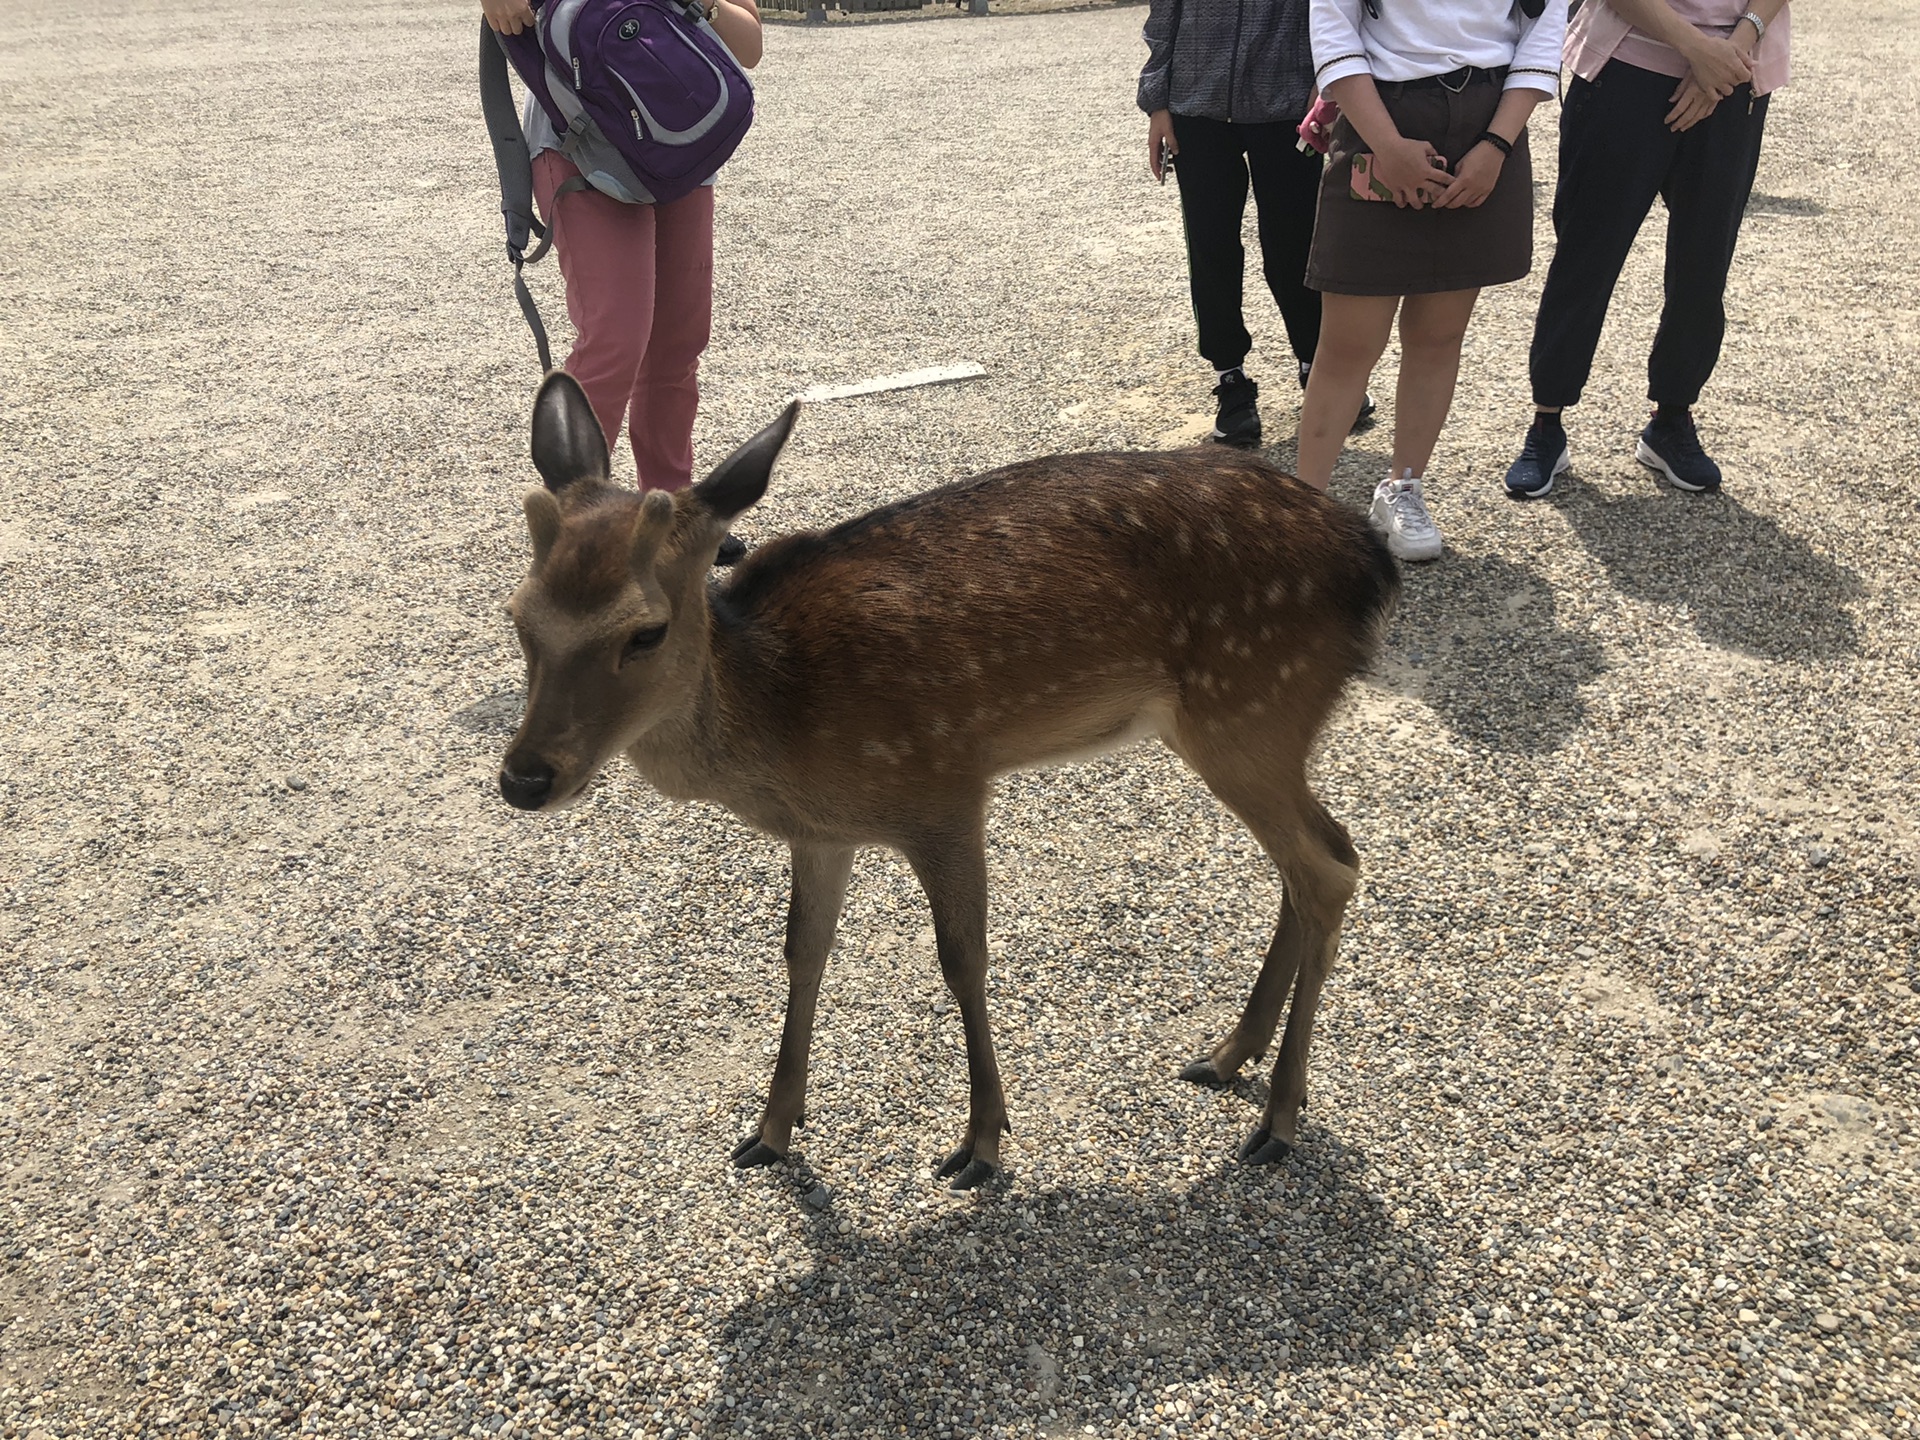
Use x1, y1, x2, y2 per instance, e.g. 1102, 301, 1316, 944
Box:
530, 370, 610, 492
691, 401, 799, 521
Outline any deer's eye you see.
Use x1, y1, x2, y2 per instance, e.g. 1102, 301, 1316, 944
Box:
621, 624, 667, 666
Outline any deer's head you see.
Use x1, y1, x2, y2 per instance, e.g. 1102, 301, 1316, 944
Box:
497, 372, 797, 812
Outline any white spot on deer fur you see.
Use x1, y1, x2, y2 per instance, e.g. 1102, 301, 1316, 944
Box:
1265, 580, 1286, 607
1297, 578, 1315, 604
1258, 624, 1274, 641
1248, 699, 1266, 715
1174, 527, 1192, 554
1208, 602, 1226, 626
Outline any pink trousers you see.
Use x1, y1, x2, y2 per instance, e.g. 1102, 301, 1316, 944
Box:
533, 151, 715, 492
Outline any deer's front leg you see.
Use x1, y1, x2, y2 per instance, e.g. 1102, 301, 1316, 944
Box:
905, 826, 1009, 1191
732, 842, 854, 1169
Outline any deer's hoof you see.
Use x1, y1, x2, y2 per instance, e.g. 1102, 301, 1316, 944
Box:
937, 1150, 1001, 1192
730, 1134, 787, 1169
1236, 1125, 1294, 1167
1179, 1056, 1232, 1089
935, 1145, 1001, 1191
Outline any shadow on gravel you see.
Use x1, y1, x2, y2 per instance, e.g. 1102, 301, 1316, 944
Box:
452, 689, 523, 735
1558, 487, 1863, 661
1373, 550, 1610, 754
709, 1145, 1433, 1436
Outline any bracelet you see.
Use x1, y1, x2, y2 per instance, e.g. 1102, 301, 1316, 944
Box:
1737, 9, 1766, 41
1474, 130, 1514, 158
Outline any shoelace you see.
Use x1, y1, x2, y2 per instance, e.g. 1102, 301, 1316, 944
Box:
1385, 481, 1438, 537
1663, 417, 1706, 459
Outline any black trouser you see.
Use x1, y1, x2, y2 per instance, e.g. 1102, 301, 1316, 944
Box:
1170, 113, 1324, 374
1529, 59, 1770, 411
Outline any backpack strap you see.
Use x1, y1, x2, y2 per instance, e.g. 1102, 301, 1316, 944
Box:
480, 20, 588, 371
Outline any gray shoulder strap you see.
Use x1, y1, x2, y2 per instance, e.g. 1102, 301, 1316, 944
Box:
480, 20, 587, 371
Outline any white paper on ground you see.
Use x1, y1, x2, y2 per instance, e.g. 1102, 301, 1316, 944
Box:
794, 363, 987, 404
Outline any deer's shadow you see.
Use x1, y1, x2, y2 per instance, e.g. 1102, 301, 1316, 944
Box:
1553, 482, 1863, 662
1369, 549, 1611, 755
709, 1142, 1434, 1435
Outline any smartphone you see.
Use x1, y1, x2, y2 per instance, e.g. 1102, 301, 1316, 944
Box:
1348, 153, 1395, 202
1350, 152, 1449, 202
1159, 138, 1176, 184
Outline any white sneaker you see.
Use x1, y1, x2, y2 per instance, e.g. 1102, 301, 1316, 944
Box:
1369, 473, 1444, 562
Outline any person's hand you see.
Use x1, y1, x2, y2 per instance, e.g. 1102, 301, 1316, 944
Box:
1148, 110, 1177, 183
1677, 32, 1752, 98
1433, 141, 1504, 209
1665, 74, 1721, 131
484, 0, 537, 35
1369, 136, 1450, 209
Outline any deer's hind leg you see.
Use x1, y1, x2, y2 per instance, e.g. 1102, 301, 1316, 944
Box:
1178, 755, 1359, 1164
733, 841, 856, 1169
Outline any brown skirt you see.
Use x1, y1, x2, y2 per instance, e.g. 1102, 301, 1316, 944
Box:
1305, 78, 1535, 296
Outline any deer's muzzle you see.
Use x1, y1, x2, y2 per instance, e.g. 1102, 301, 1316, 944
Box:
498, 758, 556, 811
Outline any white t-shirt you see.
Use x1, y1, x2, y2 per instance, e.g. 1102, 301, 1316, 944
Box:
1311, 0, 1566, 94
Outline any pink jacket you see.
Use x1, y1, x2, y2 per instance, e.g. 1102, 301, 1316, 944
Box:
1565, 1, 1791, 96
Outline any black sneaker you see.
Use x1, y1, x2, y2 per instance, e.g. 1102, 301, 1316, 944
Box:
714, 533, 749, 566
1298, 360, 1376, 433
1210, 369, 1261, 448
1503, 418, 1571, 498
1636, 409, 1722, 492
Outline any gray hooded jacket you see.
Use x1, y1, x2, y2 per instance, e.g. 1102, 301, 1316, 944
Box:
1137, 0, 1316, 126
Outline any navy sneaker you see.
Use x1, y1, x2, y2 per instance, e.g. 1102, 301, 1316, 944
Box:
1636, 409, 1722, 492
1211, 369, 1261, 448
1298, 360, 1377, 433
1504, 419, 1572, 498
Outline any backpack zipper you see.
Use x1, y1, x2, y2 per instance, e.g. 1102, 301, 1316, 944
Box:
573, 55, 582, 89
632, 108, 644, 140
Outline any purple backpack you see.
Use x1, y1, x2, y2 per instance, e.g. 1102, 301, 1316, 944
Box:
480, 0, 754, 365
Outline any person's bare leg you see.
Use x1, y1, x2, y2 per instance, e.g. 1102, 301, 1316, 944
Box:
1296, 294, 1398, 491
1388, 288, 1480, 478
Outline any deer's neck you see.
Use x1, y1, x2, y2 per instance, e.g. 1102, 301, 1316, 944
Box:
623, 598, 776, 809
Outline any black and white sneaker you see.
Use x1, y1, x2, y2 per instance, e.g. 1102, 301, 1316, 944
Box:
1298, 360, 1376, 433
1636, 409, 1723, 492
1211, 369, 1261, 448
1503, 418, 1572, 498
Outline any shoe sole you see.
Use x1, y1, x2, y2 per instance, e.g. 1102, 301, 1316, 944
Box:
1504, 445, 1571, 499
1209, 429, 1261, 449
1635, 438, 1720, 493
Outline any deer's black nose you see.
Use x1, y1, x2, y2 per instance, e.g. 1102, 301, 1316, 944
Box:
499, 761, 555, 811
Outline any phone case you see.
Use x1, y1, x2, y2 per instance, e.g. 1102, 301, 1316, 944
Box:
1349, 153, 1395, 202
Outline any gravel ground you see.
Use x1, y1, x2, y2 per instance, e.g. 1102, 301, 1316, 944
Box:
4, 2, 1918, 1437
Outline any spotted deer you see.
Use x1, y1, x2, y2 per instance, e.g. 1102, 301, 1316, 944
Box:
499, 371, 1398, 1189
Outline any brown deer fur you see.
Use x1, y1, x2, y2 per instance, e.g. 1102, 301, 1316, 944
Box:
500, 371, 1398, 1189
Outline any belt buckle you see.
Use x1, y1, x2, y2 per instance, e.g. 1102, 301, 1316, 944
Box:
1440, 66, 1472, 94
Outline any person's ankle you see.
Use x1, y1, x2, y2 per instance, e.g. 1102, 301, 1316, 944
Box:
1532, 408, 1565, 431
1653, 402, 1690, 426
